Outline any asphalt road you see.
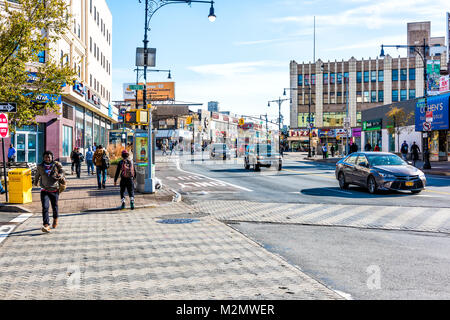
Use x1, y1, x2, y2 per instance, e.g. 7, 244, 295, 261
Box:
162, 153, 450, 209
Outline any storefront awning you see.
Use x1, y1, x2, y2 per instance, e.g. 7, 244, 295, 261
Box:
156, 130, 175, 138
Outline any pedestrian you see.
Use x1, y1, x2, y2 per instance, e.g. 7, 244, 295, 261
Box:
72, 147, 83, 178
86, 146, 95, 175
330, 145, 335, 157
114, 150, 135, 210
351, 143, 358, 154
322, 144, 328, 159
70, 147, 77, 174
162, 143, 168, 156
33, 150, 65, 233
364, 142, 372, 151
411, 142, 420, 167
374, 144, 380, 152
401, 141, 409, 160
7, 144, 16, 163
93, 142, 97, 152
93, 145, 109, 189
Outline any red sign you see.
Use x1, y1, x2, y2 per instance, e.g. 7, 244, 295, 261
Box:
0, 113, 8, 138
222, 116, 229, 122
426, 111, 433, 122
212, 113, 219, 120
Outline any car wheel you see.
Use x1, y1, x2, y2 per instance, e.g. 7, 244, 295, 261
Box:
277, 162, 282, 171
255, 164, 261, 172
367, 176, 378, 194
338, 172, 349, 189
411, 190, 422, 194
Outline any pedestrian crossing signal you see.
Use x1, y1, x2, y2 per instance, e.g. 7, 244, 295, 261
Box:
125, 111, 137, 124
239, 118, 245, 126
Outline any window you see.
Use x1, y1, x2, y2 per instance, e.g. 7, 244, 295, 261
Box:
298, 75, 303, 86
371, 71, 376, 82
344, 72, 349, 83
94, 6, 96, 20
90, 0, 92, 13
363, 91, 369, 102
337, 91, 342, 104
90, 74, 92, 87
330, 73, 335, 84
392, 89, 398, 101
97, 13, 99, 26
409, 68, 415, 80
400, 69, 407, 81
378, 90, 384, 102
94, 43, 96, 57
304, 75, 310, 86
400, 89, 407, 101
371, 91, 377, 102
60, 50, 64, 67
392, 69, 398, 81
378, 70, 384, 82
364, 71, 369, 83
78, 24, 80, 38
346, 154, 358, 165
37, 50, 45, 63
323, 112, 345, 127
62, 125, 73, 157
409, 89, 416, 99
330, 92, 335, 103
63, 104, 73, 120
357, 71, 362, 83
357, 91, 362, 103
337, 73, 342, 84
311, 74, 316, 85
298, 113, 315, 127
323, 73, 329, 84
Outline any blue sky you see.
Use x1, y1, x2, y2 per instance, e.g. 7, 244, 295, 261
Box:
108, 0, 450, 123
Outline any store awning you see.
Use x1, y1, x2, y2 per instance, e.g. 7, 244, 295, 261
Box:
156, 130, 175, 138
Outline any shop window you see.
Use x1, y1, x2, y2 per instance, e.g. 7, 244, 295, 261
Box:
62, 125, 73, 157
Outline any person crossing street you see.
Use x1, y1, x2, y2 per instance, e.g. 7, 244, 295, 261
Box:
114, 150, 135, 210
94, 145, 109, 189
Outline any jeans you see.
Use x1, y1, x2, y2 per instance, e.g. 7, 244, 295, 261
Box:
75, 162, 81, 178
401, 153, 407, 160
120, 178, 135, 202
86, 160, 94, 174
96, 166, 107, 187
41, 190, 59, 226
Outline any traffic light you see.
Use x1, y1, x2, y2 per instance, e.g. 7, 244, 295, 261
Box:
239, 118, 245, 126
124, 111, 137, 124
124, 110, 148, 124
186, 116, 192, 125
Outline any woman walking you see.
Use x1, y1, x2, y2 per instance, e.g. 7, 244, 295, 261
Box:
114, 150, 135, 210
33, 151, 65, 233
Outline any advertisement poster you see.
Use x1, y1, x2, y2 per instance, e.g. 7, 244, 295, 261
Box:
123, 83, 136, 100
415, 94, 450, 131
427, 60, 441, 95
440, 75, 449, 93
135, 133, 149, 165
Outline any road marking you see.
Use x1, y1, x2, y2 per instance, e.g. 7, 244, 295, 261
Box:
323, 188, 353, 195
424, 189, 450, 196
175, 159, 253, 192
382, 207, 427, 229
319, 205, 370, 225
349, 206, 399, 226
0, 213, 33, 245
282, 168, 335, 179
416, 208, 450, 231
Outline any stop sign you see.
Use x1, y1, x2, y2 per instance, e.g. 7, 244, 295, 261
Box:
0, 113, 8, 138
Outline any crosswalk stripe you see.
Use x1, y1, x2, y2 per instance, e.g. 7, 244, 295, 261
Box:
318, 205, 371, 225
347, 206, 400, 226
291, 205, 347, 224
382, 207, 427, 229
416, 208, 450, 231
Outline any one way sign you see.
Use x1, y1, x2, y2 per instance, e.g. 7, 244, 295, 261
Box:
0, 103, 17, 113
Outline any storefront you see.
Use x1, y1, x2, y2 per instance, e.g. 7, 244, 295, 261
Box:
11, 124, 45, 164
318, 129, 337, 154
415, 93, 449, 161
363, 119, 383, 150
288, 129, 318, 152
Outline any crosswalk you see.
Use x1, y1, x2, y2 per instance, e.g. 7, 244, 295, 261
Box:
193, 201, 450, 234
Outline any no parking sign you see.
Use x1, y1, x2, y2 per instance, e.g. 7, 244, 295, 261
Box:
0, 113, 9, 138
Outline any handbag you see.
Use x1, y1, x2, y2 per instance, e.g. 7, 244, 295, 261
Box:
58, 177, 67, 193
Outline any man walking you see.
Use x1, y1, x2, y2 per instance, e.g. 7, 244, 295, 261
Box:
7, 144, 16, 163
322, 144, 328, 159
93, 145, 109, 189
72, 147, 83, 178
401, 141, 409, 160
86, 146, 94, 175
411, 142, 420, 167
33, 151, 65, 233
330, 145, 335, 157
364, 142, 372, 151
114, 150, 135, 210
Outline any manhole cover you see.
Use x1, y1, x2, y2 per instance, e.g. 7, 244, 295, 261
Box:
157, 218, 200, 224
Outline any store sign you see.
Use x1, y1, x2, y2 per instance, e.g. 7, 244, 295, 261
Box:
136, 82, 175, 101
415, 94, 450, 131
26, 72, 39, 83
335, 128, 352, 138
108, 103, 113, 118
73, 81, 85, 97
222, 115, 229, 122
212, 112, 219, 120
85, 87, 101, 108
318, 129, 336, 138
123, 83, 136, 100
352, 128, 362, 137
29, 93, 61, 104
362, 119, 382, 131
289, 129, 316, 137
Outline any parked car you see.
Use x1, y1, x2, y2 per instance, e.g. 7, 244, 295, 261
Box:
335, 152, 426, 194
244, 144, 282, 171
209, 143, 231, 160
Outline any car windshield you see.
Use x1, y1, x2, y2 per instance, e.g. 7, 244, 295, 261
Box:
367, 154, 406, 166
255, 144, 273, 153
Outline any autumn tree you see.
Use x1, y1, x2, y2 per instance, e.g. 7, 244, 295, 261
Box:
386, 105, 414, 153
0, 0, 77, 131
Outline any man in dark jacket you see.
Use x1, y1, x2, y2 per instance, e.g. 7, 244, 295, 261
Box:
411, 142, 420, 167
114, 150, 135, 210
72, 147, 83, 178
33, 151, 65, 233
364, 142, 372, 151
401, 141, 409, 160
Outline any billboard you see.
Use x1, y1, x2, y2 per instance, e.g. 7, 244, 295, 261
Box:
123, 83, 136, 100
427, 60, 441, 95
136, 82, 175, 101
415, 93, 450, 131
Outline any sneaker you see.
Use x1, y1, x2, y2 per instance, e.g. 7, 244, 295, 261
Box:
41, 225, 51, 233
130, 201, 135, 210
102, 184, 106, 189
121, 202, 126, 210
98, 186, 101, 190
52, 218, 58, 229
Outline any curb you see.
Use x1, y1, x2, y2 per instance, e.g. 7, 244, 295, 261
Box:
0, 204, 32, 213
81, 203, 158, 213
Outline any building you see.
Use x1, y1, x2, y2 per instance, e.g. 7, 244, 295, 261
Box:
2, 0, 117, 163
208, 101, 219, 113
289, 20, 448, 154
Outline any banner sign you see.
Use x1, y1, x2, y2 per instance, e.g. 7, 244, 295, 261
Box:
318, 129, 336, 138
362, 119, 382, 131
415, 94, 450, 131
440, 76, 449, 93
136, 82, 175, 101
427, 60, 441, 95
123, 83, 136, 100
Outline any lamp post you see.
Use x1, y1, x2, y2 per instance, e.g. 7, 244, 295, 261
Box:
268, 97, 290, 155
380, 39, 431, 169
284, 87, 313, 157
138, 0, 216, 192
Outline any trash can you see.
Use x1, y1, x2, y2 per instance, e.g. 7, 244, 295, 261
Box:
8, 168, 33, 204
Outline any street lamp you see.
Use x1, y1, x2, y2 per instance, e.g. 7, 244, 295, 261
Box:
268, 97, 290, 155
138, 0, 216, 193
284, 87, 313, 157
379, 39, 431, 169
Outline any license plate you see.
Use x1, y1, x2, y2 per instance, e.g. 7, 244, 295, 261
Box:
405, 181, 414, 187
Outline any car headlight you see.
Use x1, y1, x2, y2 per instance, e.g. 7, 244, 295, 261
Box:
418, 172, 426, 179
379, 172, 396, 179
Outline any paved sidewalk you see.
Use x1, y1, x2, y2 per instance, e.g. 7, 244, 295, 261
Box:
0, 202, 343, 300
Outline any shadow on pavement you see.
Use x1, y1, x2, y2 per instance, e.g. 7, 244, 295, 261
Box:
300, 187, 416, 198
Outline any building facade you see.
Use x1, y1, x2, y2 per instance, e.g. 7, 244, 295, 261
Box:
2, 0, 117, 163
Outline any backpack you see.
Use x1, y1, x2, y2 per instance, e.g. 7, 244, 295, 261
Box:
401, 144, 408, 154
121, 160, 135, 178
101, 151, 110, 169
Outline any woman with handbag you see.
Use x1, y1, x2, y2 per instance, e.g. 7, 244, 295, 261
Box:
33, 150, 65, 233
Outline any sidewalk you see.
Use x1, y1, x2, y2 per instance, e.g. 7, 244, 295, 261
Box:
3, 163, 177, 214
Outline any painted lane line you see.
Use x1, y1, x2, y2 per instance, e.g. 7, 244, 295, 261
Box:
382, 207, 427, 229
10, 213, 33, 223
0, 213, 33, 245
282, 168, 335, 180
424, 189, 450, 196
175, 159, 253, 192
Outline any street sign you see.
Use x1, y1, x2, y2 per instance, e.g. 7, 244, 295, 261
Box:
309, 123, 314, 128
426, 111, 433, 123
423, 122, 432, 131
0, 113, 9, 138
128, 84, 145, 91
120, 107, 127, 115
0, 102, 17, 113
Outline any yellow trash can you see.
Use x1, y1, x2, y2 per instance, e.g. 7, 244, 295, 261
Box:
8, 168, 33, 204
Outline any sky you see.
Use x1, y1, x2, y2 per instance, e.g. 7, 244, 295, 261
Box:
107, 0, 450, 124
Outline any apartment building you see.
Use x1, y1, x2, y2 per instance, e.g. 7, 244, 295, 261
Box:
2, 0, 116, 163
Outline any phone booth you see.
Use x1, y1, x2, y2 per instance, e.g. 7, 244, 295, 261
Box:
134, 130, 149, 193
